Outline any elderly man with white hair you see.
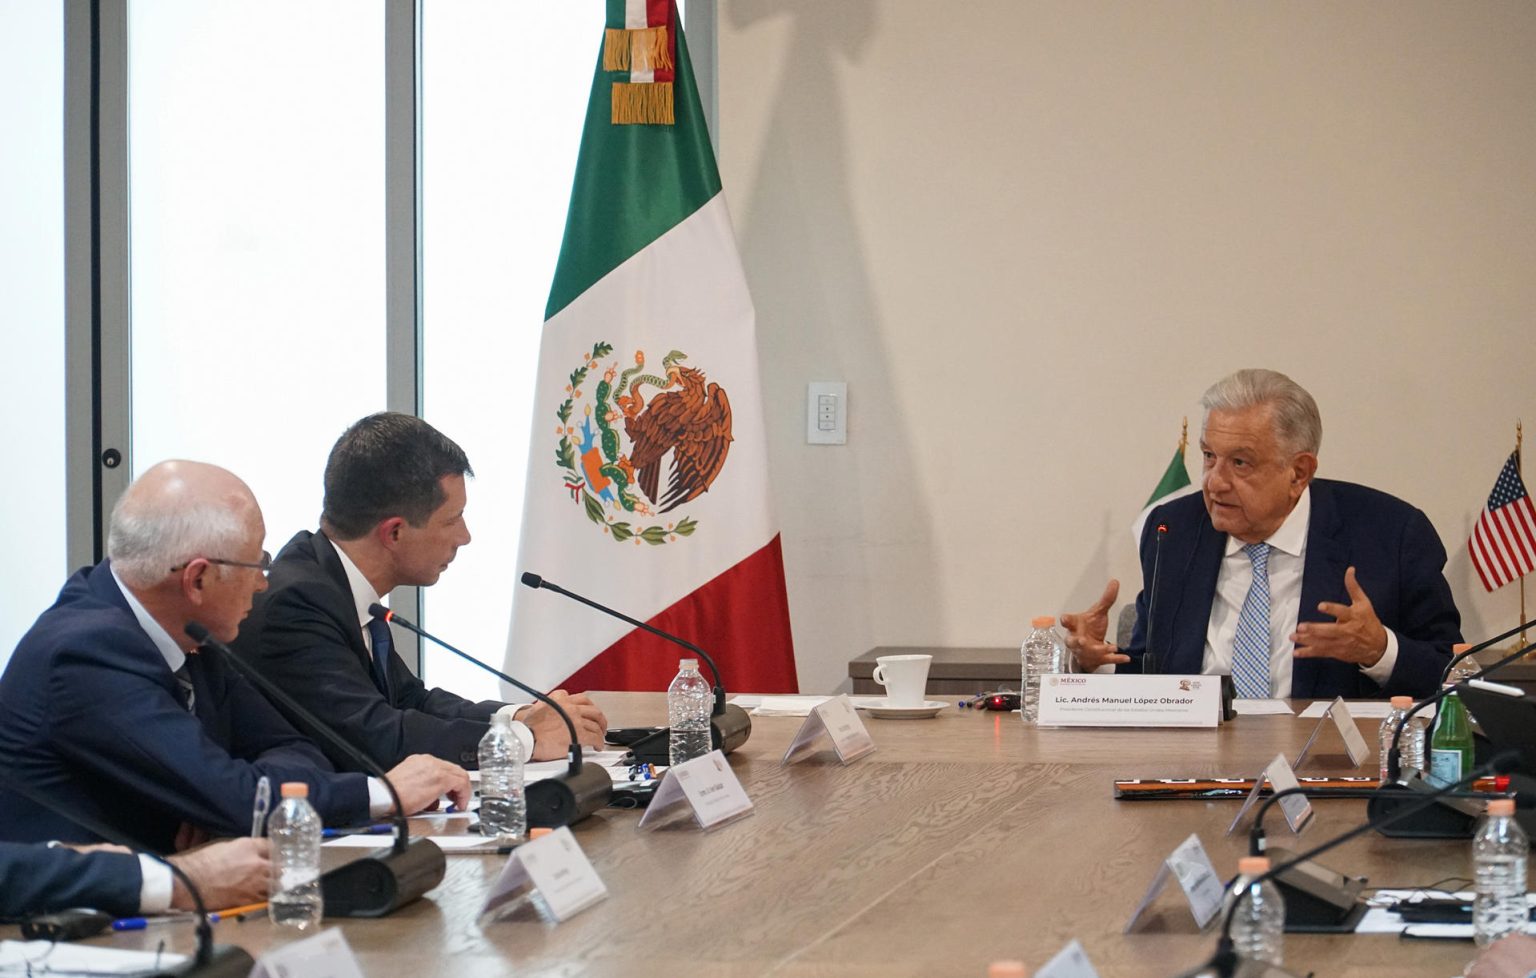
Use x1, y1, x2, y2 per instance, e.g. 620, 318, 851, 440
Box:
0, 460, 470, 855
1063, 368, 1461, 700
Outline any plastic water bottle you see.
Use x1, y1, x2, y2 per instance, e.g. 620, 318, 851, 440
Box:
1226, 856, 1285, 966
268, 782, 323, 930
1473, 797, 1530, 948
1378, 695, 1426, 783
1021, 616, 1069, 723
668, 658, 713, 767
478, 712, 526, 842
1447, 641, 1480, 684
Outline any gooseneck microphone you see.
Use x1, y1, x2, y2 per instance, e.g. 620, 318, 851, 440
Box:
0, 771, 253, 978
519, 572, 753, 763
184, 622, 445, 918
1174, 750, 1522, 978
1385, 637, 1536, 783
1438, 616, 1536, 685
1142, 523, 1169, 676
368, 605, 612, 829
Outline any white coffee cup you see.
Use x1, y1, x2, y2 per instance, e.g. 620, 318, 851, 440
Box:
871, 654, 933, 708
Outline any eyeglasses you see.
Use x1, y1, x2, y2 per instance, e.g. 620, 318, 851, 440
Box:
170, 551, 273, 578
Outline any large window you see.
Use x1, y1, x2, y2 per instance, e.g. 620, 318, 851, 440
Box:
127, 0, 387, 548
0, 0, 66, 669
419, 2, 604, 697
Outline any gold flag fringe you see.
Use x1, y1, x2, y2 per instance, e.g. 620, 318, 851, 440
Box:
603, 27, 673, 73
612, 81, 674, 125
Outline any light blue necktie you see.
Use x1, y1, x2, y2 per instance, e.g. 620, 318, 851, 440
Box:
1231, 542, 1272, 699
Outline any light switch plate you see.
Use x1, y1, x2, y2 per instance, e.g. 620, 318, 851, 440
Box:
807, 382, 847, 445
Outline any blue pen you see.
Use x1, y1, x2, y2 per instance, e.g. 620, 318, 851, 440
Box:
112, 913, 219, 931
251, 776, 270, 838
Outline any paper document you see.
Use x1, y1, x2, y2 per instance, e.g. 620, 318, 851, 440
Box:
0, 940, 188, 975
746, 695, 833, 716
1235, 699, 1294, 715
323, 834, 494, 849
1298, 700, 1437, 720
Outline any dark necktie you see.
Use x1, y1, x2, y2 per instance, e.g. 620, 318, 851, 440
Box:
366, 617, 394, 700
173, 664, 197, 715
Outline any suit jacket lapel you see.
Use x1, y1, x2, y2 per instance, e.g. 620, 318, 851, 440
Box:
1294, 482, 1348, 699
1167, 514, 1225, 675
309, 531, 376, 680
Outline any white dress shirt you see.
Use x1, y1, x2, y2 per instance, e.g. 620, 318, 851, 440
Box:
1200, 487, 1399, 697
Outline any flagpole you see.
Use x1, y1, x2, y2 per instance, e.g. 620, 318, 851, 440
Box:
1179, 417, 1188, 456
1519, 419, 1527, 650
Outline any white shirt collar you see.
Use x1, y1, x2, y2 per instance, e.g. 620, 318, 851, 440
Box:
110, 564, 187, 672
325, 534, 385, 633
1223, 485, 1311, 559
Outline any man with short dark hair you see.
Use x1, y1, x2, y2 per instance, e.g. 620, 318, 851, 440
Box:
237, 413, 606, 770
1063, 369, 1461, 699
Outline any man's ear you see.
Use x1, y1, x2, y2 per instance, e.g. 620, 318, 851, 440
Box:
180, 559, 211, 605
375, 516, 407, 551
1292, 452, 1319, 489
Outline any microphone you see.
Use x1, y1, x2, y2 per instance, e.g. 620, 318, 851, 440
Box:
1385, 637, 1536, 783
368, 604, 612, 829
1175, 750, 1522, 978
1245, 784, 1518, 929
1439, 616, 1536, 685
184, 622, 446, 918
1142, 524, 1168, 676
519, 572, 753, 764
0, 771, 253, 978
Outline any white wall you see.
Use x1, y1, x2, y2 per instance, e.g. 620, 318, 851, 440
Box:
716, 1, 1536, 694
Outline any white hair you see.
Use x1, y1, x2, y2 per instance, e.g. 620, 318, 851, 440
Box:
107, 493, 248, 588
1200, 368, 1322, 456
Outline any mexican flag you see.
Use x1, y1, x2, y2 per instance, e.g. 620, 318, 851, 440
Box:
505, 0, 798, 695
1130, 445, 1198, 544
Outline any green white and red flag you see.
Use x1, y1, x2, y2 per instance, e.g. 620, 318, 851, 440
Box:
505, 0, 797, 694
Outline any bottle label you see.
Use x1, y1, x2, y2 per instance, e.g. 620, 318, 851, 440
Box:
1428, 748, 1463, 787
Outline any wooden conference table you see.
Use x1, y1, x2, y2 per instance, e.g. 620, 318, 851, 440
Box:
57, 692, 1481, 977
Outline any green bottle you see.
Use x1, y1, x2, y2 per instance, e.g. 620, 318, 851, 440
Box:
1427, 688, 1475, 787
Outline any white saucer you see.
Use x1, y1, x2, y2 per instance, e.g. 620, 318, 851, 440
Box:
858, 699, 948, 720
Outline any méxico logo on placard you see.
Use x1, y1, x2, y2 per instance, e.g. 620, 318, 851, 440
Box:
554, 341, 733, 546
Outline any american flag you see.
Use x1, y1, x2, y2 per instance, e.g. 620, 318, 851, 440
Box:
1468, 452, 1536, 592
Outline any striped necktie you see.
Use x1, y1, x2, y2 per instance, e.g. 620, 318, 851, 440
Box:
1231, 542, 1273, 699
173, 664, 197, 715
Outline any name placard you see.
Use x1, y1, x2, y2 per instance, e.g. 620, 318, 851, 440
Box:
1037, 674, 1220, 728
638, 750, 754, 831
782, 694, 877, 765
1294, 696, 1371, 769
250, 929, 365, 978
1036, 939, 1101, 978
1124, 832, 1225, 933
1226, 753, 1313, 836
479, 826, 608, 923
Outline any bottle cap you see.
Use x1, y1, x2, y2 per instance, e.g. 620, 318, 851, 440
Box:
1237, 856, 1270, 875
530, 827, 554, 840
679, 658, 697, 670
1390, 695, 1413, 709
987, 963, 1029, 978
280, 782, 309, 799
1031, 616, 1055, 629
1487, 798, 1516, 816
1453, 643, 1471, 653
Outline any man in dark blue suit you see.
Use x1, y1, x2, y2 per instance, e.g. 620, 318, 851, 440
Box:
1064, 369, 1460, 699
0, 461, 471, 853
0, 837, 267, 918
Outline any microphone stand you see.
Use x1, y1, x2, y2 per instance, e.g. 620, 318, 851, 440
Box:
1246, 785, 1502, 930
370, 605, 612, 829
186, 623, 446, 918
1172, 752, 1520, 978
1438, 616, 1536, 685
519, 572, 753, 765
1143, 523, 1168, 676
0, 774, 254, 978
